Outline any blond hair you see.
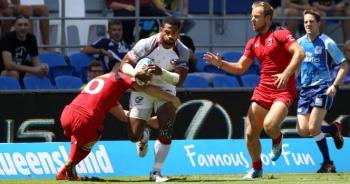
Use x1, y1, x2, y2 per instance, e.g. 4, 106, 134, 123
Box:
252, 1, 274, 20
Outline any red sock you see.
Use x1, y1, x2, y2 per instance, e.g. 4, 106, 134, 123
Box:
252, 160, 262, 170
272, 133, 282, 144
68, 142, 90, 165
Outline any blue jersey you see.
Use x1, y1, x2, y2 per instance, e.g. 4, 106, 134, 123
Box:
297, 34, 345, 88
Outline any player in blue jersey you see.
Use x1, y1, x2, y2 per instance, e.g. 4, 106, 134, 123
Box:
297, 9, 348, 173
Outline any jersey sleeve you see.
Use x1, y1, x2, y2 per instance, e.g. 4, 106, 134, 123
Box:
325, 37, 346, 65
274, 28, 296, 50
243, 39, 255, 60
91, 38, 105, 48
127, 37, 153, 64
175, 41, 190, 70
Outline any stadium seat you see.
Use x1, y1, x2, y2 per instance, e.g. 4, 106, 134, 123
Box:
69, 52, 96, 79
0, 76, 21, 90
195, 51, 207, 72
226, 0, 254, 14
212, 74, 241, 88
203, 65, 225, 74
39, 52, 67, 68
50, 65, 75, 79
244, 63, 260, 75
183, 74, 210, 88
23, 76, 53, 89
188, 0, 222, 14
222, 51, 243, 62
55, 76, 83, 89
240, 74, 260, 87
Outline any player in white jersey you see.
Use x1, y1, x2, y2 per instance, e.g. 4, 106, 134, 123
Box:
120, 16, 190, 182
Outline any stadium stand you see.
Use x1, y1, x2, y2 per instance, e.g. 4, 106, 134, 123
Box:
212, 74, 241, 88
68, 52, 96, 83
0, 76, 21, 90
240, 74, 260, 87
183, 74, 210, 88
23, 76, 53, 89
55, 76, 83, 89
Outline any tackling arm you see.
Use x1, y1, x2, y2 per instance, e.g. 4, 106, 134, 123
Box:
133, 84, 181, 108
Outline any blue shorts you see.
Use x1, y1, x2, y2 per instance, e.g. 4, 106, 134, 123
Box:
297, 84, 333, 115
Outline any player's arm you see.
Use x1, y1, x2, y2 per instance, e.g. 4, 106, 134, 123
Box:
204, 52, 253, 75
274, 42, 305, 89
328, 61, 348, 96
133, 84, 181, 108
120, 52, 153, 83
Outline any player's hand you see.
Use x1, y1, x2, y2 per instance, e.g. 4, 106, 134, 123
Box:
273, 73, 289, 89
204, 52, 222, 67
135, 69, 153, 83
147, 64, 162, 75
326, 85, 337, 96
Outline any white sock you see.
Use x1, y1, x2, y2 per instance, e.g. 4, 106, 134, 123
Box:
141, 128, 150, 143
152, 140, 170, 172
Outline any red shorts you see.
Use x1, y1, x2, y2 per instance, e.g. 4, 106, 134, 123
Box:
251, 87, 296, 110
60, 105, 102, 145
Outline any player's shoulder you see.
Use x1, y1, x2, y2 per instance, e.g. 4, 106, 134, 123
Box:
297, 35, 308, 43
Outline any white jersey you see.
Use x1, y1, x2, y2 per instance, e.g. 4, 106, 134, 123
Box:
127, 33, 190, 120
127, 33, 190, 88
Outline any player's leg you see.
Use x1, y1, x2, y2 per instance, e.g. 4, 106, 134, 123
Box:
243, 102, 266, 179
264, 101, 289, 161
128, 92, 153, 157
57, 106, 100, 180
149, 101, 176, 182
308, 107, 336, 173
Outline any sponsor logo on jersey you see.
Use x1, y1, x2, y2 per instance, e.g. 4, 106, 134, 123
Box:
135, 96, 144, 104
315, 46, 322, 54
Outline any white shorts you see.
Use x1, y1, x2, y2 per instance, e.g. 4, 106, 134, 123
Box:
129, 85, 176, 120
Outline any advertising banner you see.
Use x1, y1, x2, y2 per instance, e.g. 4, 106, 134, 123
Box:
1, 89, 350, 143
0, 138, 349, 179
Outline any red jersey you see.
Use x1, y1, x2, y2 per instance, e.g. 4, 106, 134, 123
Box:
243, 28, 297, 92
68, 72, 134, 128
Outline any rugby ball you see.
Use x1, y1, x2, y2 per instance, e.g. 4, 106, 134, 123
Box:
134, 57, 154, 86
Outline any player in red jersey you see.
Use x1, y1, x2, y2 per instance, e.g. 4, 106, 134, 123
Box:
56, 70, 180, 180
204, 1, 305, 179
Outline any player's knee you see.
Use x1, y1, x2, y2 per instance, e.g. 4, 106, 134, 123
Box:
308, 126, 320, 137
245, 131, 259, 142
263, 123, 276, 135
82, 141, 98, 151
296, 127, 309, 137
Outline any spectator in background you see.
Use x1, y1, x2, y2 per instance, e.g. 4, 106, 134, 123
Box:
311, 0, 350, 41
82, 20, 130, 72
154, 0, 195, 33
0, 14, 48, 83
179, 33, 197, 73
270, 0, 311, 37
105, 0, 168, 45
297, 9, 347, 173
0, 0, 50, 50
86, 60, 105, 82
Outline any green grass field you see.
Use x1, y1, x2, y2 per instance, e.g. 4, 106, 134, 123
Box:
0, 173, 350, 184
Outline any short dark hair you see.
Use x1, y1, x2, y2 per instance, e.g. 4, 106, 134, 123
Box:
161, 16, 181, 29
88, 60, 103, 71
303, 9, 321, 22
108, 20, 123, 30
15, 14, 30, 22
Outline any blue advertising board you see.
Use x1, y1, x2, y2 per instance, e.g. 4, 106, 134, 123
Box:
0, 138, 349, 179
